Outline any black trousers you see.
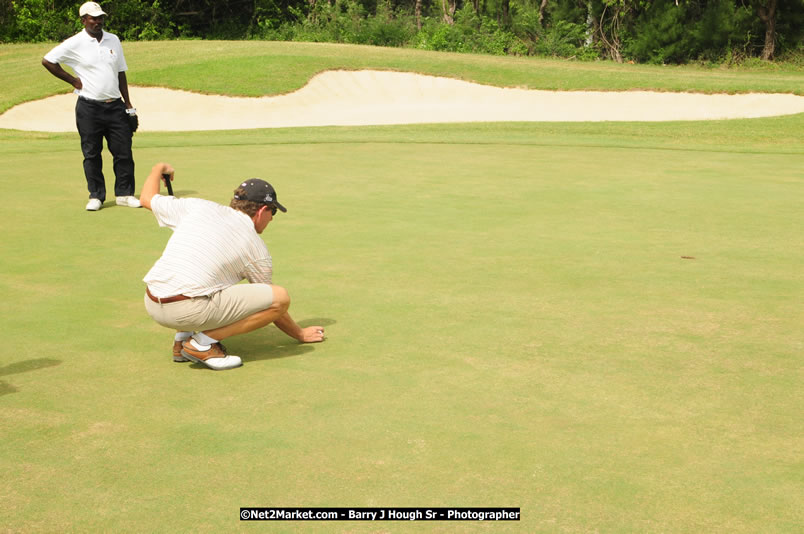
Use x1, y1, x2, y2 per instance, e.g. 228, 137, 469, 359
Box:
75, 97, 135, 202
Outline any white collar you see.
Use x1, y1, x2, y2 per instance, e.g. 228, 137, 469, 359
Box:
82, 28, 108, 43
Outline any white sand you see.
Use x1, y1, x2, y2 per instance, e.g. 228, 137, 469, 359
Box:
2, 69, 803, 132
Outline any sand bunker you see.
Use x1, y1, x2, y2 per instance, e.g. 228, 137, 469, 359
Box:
2, 69, 803, 132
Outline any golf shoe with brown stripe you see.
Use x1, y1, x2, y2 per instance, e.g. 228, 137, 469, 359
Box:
180, 341, 242, 370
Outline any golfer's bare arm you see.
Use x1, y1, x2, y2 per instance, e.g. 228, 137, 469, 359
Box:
41, 59, 82, 89
247, 267, 324, 343
275, 311, 324, 343
118, 71, 133, 109
140, 162, 173, 210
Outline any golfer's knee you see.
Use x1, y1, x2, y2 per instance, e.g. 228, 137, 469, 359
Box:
270, 285, 290, 314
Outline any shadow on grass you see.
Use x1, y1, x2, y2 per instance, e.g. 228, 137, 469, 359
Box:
0, 358, 62, 397
0, 358, 62, 377
184, 317, 336, 369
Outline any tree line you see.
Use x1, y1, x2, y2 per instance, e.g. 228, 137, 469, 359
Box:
1, 0, 801, 64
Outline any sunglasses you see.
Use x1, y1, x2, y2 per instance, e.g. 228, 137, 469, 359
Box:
267, 205, 277, 216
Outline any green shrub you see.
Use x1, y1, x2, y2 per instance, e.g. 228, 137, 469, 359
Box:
415, 17, 464, 52
106, 0, 175, 41
2, 0, 78, 42
534, 19, 588, 57
513, 2, 594, 60
624, 0, 690, 64
624, 0, 763, 65
415, 5, 524, 56
360, 2, 415, 47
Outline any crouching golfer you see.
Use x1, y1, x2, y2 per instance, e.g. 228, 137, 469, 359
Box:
140, 162, 325, 370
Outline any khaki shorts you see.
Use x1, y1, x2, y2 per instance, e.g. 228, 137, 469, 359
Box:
144, 283, 274, 332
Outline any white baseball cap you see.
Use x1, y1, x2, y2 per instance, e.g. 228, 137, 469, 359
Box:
79, 2, 106, 17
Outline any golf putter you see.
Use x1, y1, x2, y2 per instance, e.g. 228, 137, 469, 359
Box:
162, 173, 174, 196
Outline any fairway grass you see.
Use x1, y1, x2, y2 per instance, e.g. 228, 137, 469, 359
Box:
2, 40, 804, 114
2, 42, 803, 532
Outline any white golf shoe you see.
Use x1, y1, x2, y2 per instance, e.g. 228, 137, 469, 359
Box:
86, 198, 102, 211
180, 341, 242, 370
116, 196, 141, 208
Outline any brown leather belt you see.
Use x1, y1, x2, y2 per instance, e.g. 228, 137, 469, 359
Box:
146, 287, 191, 304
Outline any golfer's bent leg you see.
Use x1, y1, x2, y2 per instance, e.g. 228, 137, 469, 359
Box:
203, 286, 290, 341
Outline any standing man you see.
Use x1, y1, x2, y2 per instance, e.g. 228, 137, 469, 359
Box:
140, 162, 326, 370
42, 1, 140, 211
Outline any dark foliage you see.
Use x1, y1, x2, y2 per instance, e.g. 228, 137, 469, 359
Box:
2, 0, 801, 64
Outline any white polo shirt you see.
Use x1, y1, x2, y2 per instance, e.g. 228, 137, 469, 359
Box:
143, 195, 274, 298
43, 29, 128, 101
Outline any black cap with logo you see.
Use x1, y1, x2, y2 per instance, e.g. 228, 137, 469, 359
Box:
234, 179, 287, 213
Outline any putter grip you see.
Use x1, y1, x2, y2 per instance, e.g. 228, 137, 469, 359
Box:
162, 173, 173, 196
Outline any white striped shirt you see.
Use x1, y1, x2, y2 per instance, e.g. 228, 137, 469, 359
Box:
143, 195, 272, 298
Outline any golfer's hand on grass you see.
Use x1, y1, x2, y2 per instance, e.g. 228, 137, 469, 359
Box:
299, 326, 325, 343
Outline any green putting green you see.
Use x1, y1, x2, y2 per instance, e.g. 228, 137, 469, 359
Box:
1, 42, 802, 532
